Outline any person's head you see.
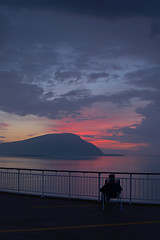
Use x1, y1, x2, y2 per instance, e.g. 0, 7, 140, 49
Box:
109, 174, 115, 182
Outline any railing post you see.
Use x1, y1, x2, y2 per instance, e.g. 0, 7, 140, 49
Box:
98, 173, 101, 201
41, 170, 44, 197
130, 174, 132, 205
18, 169, 20, 194
69, 172, 71, 200
147, 174, 149, 200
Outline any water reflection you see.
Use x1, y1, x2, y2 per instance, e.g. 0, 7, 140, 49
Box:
0, 155, 160, 173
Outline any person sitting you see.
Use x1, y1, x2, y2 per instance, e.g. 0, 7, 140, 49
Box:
100, 174, 122, 202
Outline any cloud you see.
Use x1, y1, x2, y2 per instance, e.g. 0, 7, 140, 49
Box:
125, 67, 160, 89
1, 5, 160, 71
105, 98, 160, 153
0, 136, 5, 138
0, 71, 91, 119
61, 89, 91, 99
81, 135, 95, 139
0, 70, 149, 120
54, 69, 81, 83
0, 66, 155, 121
135, 102, 160, 143
0, 123, 10, 130
1, 0, 160, 20
104, 65, 160, 153
150, 22, 160, 37
87, 72, 109, 83
61, 89, 146, 111
0, 13, 11, 46
0, 71, 44, 115
75, 116, 106, 122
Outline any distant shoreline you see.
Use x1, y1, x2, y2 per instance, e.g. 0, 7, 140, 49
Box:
103, 154, 125, 156
0, 153, 125, 158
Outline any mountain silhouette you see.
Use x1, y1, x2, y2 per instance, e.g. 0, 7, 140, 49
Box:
0, 133, 104, 157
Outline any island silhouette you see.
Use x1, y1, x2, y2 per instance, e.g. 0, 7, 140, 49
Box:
0, 133, 105, 157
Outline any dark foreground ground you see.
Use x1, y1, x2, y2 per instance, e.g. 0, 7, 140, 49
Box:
0, 193, 160, 240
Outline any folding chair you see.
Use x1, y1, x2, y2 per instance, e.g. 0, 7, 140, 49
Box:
100, 176, 122, 211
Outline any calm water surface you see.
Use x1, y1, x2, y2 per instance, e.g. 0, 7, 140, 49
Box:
0, 155, 160, 173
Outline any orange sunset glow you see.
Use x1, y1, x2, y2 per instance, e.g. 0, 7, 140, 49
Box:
0, 99, 149, 154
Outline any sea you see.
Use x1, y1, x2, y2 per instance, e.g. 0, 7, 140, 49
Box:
0, 155, 160, 173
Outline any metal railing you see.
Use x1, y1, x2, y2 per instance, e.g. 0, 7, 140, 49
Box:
0, 167, 160, 204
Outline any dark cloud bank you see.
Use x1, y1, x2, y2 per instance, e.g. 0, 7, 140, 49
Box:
1, 0, 160, 20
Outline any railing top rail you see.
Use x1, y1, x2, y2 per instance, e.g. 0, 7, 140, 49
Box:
0, 167, 160, 175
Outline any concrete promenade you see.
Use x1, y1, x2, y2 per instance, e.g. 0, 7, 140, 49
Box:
0, 193, 160, 240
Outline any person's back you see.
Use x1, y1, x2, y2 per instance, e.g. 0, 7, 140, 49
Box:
100, 174, 122, 201
105, 180, 122, 198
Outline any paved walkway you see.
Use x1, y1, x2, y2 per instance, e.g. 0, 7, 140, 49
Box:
0, 192, 160, 240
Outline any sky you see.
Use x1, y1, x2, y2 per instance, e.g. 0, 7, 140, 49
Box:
0, 0, 160, 155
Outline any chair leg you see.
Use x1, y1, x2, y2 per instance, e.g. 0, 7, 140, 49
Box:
118, 195, 122, 212
102, 193, 105, 210
120, 198, 122, 212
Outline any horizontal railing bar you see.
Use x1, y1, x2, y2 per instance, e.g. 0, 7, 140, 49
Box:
0, 167, 160, 175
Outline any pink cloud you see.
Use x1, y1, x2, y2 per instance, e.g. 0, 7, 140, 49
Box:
0, 123, 10, 129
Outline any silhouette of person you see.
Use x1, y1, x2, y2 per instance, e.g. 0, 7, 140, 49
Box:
100, 174, 122, 202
